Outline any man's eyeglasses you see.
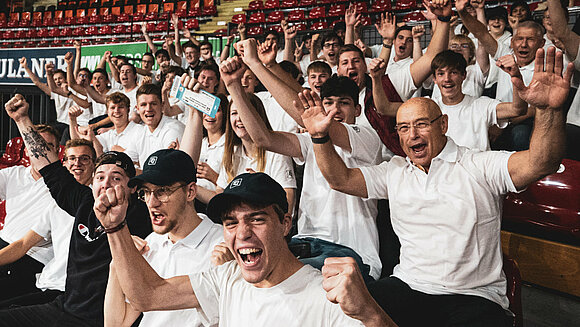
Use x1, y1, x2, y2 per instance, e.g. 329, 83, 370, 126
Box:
64, 155, 93, 164
323, 42, 340, 49
395, 114, 443, 134
137, 184, 185, 203
449, 43, 470, 50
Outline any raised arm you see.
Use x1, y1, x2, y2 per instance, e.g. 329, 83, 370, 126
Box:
141, 22, 158, 54
310, 33, 321, 62
457, 0, 498, 57
238, 22, 247, 41
472, 0, 490, 74
408, 0, 452, 87
104, 263, 142, 327
495, 54, 528, 119
45, 62, 69, 97
220, 35, 235, 62
176, 75, 204, 164
221, 55, 302, 159
344, 3, 360, 45
94, 186, 199, 312
73, 41, 82, 78
107, 53, 121, 84
508, 47, 574, 189
83, 82, 107, 104
68, 105, 83, 140
547, 0, 580, 59
166, 36, 182, 67
66, 52, 84, 95
412, 25, 426, 61
369, 58, 402, 117
375, 12, 396, 63
19, 57, 51, 96
4, 95, 60, 169
282, 21, 297, 62
301, 96, 368, 198
182, 25, 201, 47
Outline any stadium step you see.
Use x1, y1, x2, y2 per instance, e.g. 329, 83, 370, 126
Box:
198, 0, 251, 34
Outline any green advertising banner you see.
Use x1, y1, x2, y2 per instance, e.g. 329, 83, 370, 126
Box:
80, 42, 149, 71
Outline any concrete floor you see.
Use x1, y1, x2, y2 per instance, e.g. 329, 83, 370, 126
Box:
521, 284, 580, 327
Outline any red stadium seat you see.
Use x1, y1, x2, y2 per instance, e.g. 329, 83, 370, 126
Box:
310, 21, 327, 30
309, 6, 325, 19
214, 28, 227, 36
188, 8, 202, 17
185, 18, 199, 30
131, 23, 141, 33
87, 25, 99, 35
231, 13, 246, 24
37, 28, 49, 38
371, 0, 392, 12
73, 26, 86, 36
88, 7, 98, 16
503, 254, 523, 327
89, 15, 102, 23
248, 0, 264, 10
202, 5, 217, 16
48, 28, 60, 37
359, 16, 372, 26
293, 22, 307, 31
145, 12, 157, 21
353, 2, 368, 13
247, 25, 264, 36
136, 4, 147, 14
249, 12, 265, 24
403, 11, 426, 22
77, 15, 89, 24
176, 1, 188, 11
103, 14, 116, 23
395, 0, 417, 11
330, 19, 344, 28
299, 0, 316, 5
0, 137, 26, 169
15, 30, 27, 39
112, 24, 126, 34
124, 5, 134, 14
163, 2, 175, 13
0, 201, 5, 230
111, 6, 121, 16
61, 27, 73, 37
264, 0, 280, 9
288, 10, 304, 22
328, 3, 346, 17
280, 0, 297, 8
148, 4, 159, 14
99, 25, 112, 35
267, 24, 283, 33
156, 20, 169, 32
26, 29, 37, 38
117, 13, 131, 22
266, 10, 284, 23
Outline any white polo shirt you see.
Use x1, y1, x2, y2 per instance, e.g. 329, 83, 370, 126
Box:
95, 121, 142, 162
293, 124, 383, 279
51, 92, 73, 125
433, 95, 505, 151
216, 146, 296, 190
0, 166, 54, 265
189, 261, 363, 326
255, 91, 300, 133
198, 135, 225, 192
139, 216, 222, 327
124, 115, 185, 166
360, 138, 517, 310
32, 203, 74, 291
494, 42, 537, 103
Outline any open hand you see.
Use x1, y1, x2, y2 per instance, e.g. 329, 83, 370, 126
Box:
298, 90, 335, 138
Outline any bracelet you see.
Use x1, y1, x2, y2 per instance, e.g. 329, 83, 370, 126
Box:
311, 134, 330, 144
104, 219, 127, 234
437, 15, 452, 22
382, 42, 392, 49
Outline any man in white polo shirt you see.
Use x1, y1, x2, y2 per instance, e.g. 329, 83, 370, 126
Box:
104, 149, 222, 326
303, 47, 573, 326
124, 84, 185, 167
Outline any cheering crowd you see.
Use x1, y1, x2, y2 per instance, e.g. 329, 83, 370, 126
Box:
0, 0, 578, 326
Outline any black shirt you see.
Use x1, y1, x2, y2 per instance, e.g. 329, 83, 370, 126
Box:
40, 162, 152, 326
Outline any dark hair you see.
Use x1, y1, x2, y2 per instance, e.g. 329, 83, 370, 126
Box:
195, 62, 220, 81
265, 30, 281, 42
65, 138, 96, 162
307, 61, 332, 75
395, 25, 413, 38
511, 0, 532, 20
142, 52, 154, 59
431, 50, 468, 75
35, 124, 61, 144
183, 41, 200, 51
338, 44, 365, 63
486, 6, 508, 23
200, 40, 213, 51
320, 32, 343, 47
92, 68, 109, 80
155, 49, 170, 60
279, 60, 300, 80
167, 65, 186, 76
320, 75, 359, 105
78, 68, 93, 80
136, 83, 162, 103
333, 21, 346, 33
105, 92, 130, 109
53, 69, 66, 80
120, 63, 137, 79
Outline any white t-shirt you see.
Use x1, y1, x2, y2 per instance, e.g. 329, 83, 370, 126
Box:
51, 92, 73, 125
95, 121, 142, 162
433, 95, 505, 151
198, 135, 225, 192
121, 85, 139, 114
216, 146, 296, 190
486, 31, 513, 88
139, 216, 223, 327
70, 88, 93, 126
566, 43, 580, 127
293, 124, 383, 279
87, 89, 112, 118
189, 261, 363, 326
124, 115, 185, 166
360, 138, 517, 310
431, 64, 487, 102
356, 88, 395, 162
255, 91, 300, 133
385, 59, 418, 101
31, 203, 74, 291
0, 166, 54, 264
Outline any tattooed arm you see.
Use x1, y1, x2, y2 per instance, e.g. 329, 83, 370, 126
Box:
4, 94, 59, 169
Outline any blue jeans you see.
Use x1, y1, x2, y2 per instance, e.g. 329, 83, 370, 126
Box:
289, 237, 374, 284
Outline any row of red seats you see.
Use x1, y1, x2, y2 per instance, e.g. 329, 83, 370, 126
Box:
246, 0, 407, 13
1, 18, 199, 40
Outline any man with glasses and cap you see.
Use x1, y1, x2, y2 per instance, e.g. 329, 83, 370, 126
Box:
104, 149, 223, 327
92, 170, 396, 326
0, 94, 152, 326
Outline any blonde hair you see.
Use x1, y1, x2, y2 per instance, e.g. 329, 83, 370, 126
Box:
450, 34, 476, 65
223, 93, 273, 182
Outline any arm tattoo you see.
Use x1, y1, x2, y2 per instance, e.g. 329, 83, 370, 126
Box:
22, 126, 52, 164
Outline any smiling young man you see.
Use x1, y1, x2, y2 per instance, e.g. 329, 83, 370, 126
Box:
303, 47, 573, 326
104, 149, 222, 327
123, 84, 185, 167
0, 95, 152, 326
93, 170, 395, 326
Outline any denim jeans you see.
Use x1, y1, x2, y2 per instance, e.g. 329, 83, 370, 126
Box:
289, 237, 374, 284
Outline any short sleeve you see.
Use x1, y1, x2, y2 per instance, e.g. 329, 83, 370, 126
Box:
293, 132, 312, 166
266, 152, 297, 189
347, 124, 382, 163
493, 42, 512, 60
359, 161, 390, 200
469, 150, 518, 194
216, 165, 228, 189
31, 211, 51, 239
0, 169, 8, 199
387, 61, 417, 101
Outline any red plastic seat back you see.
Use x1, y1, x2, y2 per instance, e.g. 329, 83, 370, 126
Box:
248, 0, 264, 10
264, 0, 280, 8
231, 13, 246, 24
309, 6, 325, 19
503, 254, 523, 327
328, 3, 346, 17
310, 21, 327, 30
248, 25, 264, 36
266, 10, 284, 23
249, 12, 265, 23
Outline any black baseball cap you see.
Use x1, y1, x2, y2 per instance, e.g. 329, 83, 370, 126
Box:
207, 172, 288, 221
129, 149, 196, 187
96, 151, 136, 178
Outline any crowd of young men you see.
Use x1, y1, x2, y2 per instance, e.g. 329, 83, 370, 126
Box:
0, 0, 578, 325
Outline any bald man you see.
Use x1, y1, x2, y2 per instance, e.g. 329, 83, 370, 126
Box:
301, 47, 573, 326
